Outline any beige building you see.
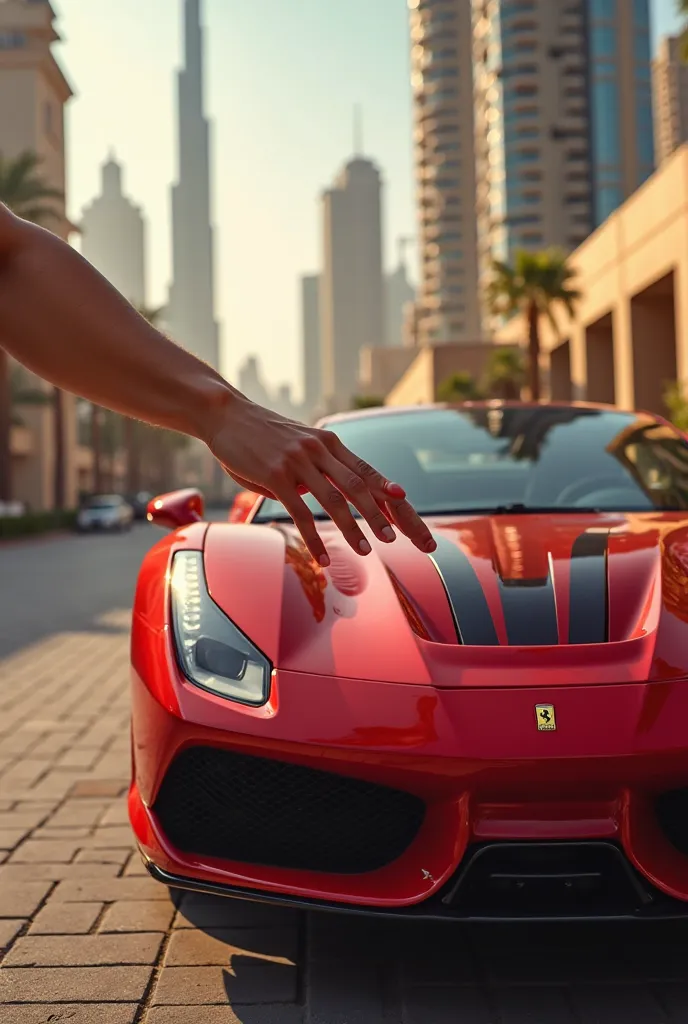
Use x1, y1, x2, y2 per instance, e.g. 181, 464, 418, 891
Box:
493, 144, 688, 419
653, 35, 688, 166
358, 345, 419, 402
408, 0, 481, 345
320, 156, 385, 411
80, 154, 147, 308
385, 341, 517, 407
472, 0, 655, 328
1, 0, 79, 510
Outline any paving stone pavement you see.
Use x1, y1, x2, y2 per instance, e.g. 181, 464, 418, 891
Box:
3, 526, 688, 1022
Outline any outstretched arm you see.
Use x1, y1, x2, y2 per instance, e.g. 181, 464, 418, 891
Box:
0, 204, 436, 564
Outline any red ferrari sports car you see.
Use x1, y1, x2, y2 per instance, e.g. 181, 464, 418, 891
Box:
130, 401, 688, 920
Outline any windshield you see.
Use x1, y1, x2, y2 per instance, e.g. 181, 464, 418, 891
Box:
252, 406, 688, 522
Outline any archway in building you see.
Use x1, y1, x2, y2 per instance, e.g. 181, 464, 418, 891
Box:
630, 272, 677, 416
585, 313, 615, 405
549, 340, 572, 401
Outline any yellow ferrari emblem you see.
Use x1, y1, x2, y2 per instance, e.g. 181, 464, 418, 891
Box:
535, 704, 556, 731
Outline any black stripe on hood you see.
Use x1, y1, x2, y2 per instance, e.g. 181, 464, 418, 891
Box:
429, 533, 499, 645
497, 564, 559, 646
568, 530, 609, 644
429, 528, 609, 647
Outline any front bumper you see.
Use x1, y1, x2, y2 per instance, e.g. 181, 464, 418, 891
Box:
143, 842, 688, 922
130, 666, 688, 917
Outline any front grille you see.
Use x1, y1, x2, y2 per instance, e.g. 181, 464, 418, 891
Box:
655, 788, 688, 855
440, 841, 652, 918
153, 745, 426, 875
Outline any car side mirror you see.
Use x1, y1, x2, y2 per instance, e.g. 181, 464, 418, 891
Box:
229, 489, 260, 524
147, 488, 205, 530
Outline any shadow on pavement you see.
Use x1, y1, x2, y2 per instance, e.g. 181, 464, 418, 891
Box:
174, 890, 688, 1016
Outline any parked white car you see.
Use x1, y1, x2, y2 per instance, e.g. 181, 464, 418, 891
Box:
76, 495, 134, 533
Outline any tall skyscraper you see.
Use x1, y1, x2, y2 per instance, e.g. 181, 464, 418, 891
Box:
472, 0, 655, 309
80, 154, 146, 307
166, 0, 220, 369
300, 275, 321, 418
409, 0, 482, 345
320, 156, 385, 411
653, 36, 688, 166
386, 238, 416, 347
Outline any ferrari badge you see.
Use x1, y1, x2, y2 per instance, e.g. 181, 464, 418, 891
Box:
535, 704, 556, 731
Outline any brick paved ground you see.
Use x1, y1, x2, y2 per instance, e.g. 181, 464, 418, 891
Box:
3, 527, 688, 1022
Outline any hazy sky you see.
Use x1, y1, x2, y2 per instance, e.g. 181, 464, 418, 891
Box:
53, 0, 682, 399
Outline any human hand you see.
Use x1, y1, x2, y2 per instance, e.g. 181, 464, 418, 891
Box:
206, 394, 437, 566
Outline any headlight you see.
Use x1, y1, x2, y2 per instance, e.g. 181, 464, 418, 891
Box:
170, 550, 271, 706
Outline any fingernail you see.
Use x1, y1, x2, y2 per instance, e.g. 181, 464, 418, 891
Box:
385, 482, 406, 498
319, 554, 330, 567
359, 539, 372, 555
424, 539, 437, 553
382, 526, 395, 542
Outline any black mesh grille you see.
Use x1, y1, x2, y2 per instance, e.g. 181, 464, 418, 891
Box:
655, 788, 688, 855
153, 745, 426, 874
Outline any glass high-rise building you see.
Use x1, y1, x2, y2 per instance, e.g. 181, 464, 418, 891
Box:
411, 0, 655, 334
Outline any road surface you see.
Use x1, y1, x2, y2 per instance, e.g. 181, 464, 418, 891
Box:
0, 524, 687, 1022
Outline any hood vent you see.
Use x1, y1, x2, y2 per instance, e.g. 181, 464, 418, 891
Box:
429, 528, 610, 647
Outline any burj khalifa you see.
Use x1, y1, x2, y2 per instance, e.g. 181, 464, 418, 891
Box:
166, 0, 220, 370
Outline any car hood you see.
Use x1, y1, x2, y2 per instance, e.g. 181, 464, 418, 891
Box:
203, 512, 688, 686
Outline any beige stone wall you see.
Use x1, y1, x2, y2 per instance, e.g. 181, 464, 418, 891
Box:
2, 0, 78, 510
493, 145, 688, 416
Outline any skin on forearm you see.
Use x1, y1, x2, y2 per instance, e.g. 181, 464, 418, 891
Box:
0, 206, 237, 444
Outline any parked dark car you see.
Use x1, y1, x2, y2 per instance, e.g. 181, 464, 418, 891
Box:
126, 492, 154, 521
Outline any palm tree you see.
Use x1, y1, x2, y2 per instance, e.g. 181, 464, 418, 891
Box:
679, 0, 688, 61
0, 151, 63, 225
0, 151, 65, 504
486, 248, 580, 402
351, 394, 385, 410
436, 371, 482, 403
482, 347, 527, 400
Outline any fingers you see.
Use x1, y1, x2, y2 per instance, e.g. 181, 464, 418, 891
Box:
321, 432, 436, 554
279, 486, 331, 567
322, 432, 406, 503
318, 452, 397, 546
384, 495, 437, 553
297, 462, 375, 557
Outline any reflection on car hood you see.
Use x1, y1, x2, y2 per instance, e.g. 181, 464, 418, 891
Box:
203, 512, 688, 686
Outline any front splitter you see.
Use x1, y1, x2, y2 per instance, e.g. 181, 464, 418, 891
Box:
143, 843, 688, 924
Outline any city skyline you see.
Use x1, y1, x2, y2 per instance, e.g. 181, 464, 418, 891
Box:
166, 0, 220, 371
56, 0, 682, 399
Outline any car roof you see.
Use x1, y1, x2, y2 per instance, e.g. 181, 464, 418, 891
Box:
316, 400, 641, 429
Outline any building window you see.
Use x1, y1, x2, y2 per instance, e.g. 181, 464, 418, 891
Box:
635, 100, 654, 176
633, 32, 650, 64
589, 0, 615, 21
508, 213, 541, 225
508, 148, 539, 163
590, 26, 615, 59
591, 78, 620, 166
632, 0, 650, 29
596, 184, 622, 223
0, 31, 26, 49
424, 66, 459, 82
